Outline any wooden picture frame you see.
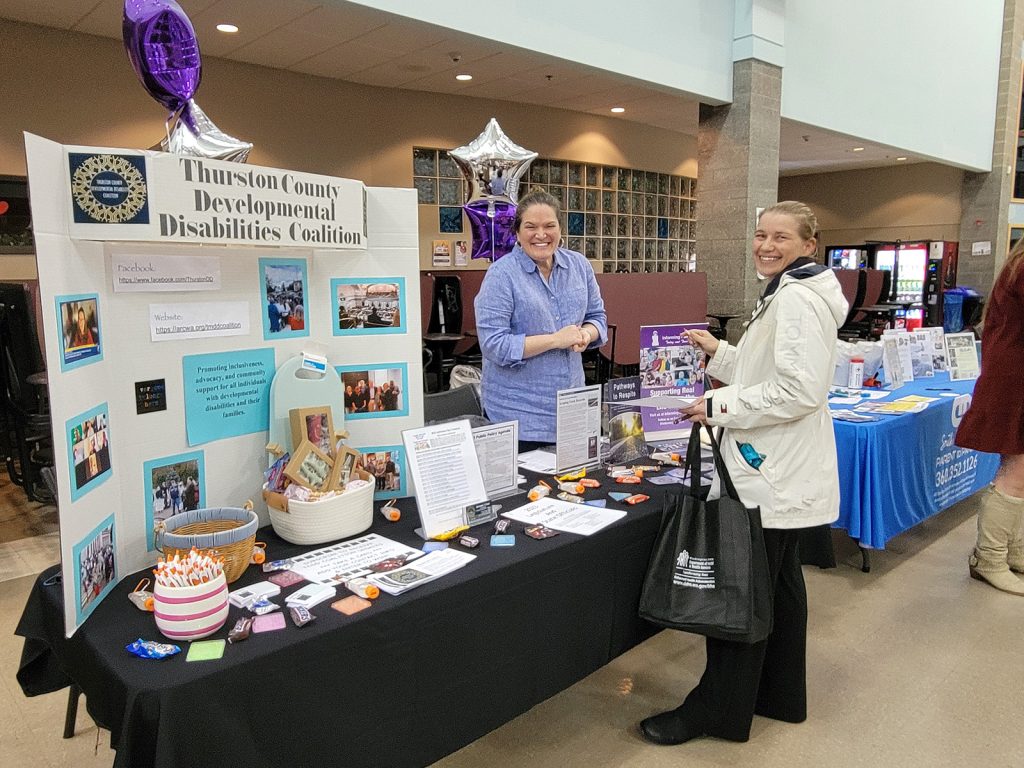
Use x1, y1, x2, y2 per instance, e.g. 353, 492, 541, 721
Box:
283, 441, 334, 491
327, 446, 361, 491
289, 405, 335, 457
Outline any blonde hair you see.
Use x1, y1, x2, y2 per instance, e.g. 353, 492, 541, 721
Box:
1002, 235, 1024, 284
759, 201, 819, 242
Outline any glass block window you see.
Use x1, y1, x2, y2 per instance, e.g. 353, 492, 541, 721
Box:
413, 148, 697, 272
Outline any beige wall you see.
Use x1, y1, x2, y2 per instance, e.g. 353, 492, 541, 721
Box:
780, 162, 964, 250
0, 20, 698, 271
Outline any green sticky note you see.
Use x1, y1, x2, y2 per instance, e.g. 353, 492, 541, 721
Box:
186, 639, 226, 662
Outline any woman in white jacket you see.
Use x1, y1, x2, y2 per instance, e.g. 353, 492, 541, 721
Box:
640, 201, 848, 746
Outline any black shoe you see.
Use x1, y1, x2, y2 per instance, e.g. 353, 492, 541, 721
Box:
638, 710, 705, 746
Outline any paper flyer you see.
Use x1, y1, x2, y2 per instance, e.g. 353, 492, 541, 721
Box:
945, 332, 980, 381
639, 323, 707, 439
432, 239, 452, 267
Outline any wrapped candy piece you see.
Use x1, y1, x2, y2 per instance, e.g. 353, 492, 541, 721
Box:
126, 638, 181, 659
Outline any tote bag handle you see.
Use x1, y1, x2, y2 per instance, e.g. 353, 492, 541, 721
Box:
685, 422, 743, 503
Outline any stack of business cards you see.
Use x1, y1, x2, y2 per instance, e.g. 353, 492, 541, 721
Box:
284, 583, 336, 609
228, 581, 281, 609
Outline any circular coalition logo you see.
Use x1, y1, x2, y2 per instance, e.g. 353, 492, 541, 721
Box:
951, 394, 972, 428
71, 155, 148, 224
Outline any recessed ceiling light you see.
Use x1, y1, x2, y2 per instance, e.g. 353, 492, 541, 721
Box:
896, 156, 908, 161
455, 74, 473, 81
216, 23, 239, 33
852, 147, 865, 152
610, 107, 625, 113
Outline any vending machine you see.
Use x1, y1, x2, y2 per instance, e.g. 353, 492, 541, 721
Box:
925, 240, 959, 326
825, 245, 872, 269
871, 240, 957, 329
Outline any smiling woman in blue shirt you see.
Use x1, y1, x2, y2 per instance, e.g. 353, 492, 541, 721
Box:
474, 188, 608, 449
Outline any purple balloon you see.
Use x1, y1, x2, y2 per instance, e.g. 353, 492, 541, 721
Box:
466, 200, 517, 261
123, 0, 201, 112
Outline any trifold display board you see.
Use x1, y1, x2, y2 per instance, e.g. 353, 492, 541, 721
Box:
24, 134, 423, 635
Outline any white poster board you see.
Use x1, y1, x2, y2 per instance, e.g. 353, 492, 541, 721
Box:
26, 134, 423, 635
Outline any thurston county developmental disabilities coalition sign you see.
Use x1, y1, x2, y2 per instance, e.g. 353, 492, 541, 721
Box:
66, 149, 366, 249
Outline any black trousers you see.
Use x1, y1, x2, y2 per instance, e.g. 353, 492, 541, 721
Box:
678, 528, 808, 741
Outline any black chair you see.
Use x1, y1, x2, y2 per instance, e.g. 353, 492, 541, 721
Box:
0, 283, 52, 503
423, 383, 484, 424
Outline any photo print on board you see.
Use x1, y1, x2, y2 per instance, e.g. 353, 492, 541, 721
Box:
259, 257, 309, 339
72, 515, 117, 624
143, 450, 205, 550
65, 402, 112, 501
331, 277, 406, 336
336, 363, 409, 419
354, 445, 406, 500
56, 293, 103, 371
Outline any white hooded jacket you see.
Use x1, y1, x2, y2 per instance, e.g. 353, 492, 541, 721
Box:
705, 264, 848, 528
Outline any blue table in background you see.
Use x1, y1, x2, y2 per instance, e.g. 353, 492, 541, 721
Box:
831, 372, 998, 568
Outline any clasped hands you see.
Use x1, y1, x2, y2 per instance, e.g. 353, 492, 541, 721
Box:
555, 324, 592, 352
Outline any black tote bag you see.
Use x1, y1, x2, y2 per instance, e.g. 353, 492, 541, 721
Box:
638, 423, 773, 644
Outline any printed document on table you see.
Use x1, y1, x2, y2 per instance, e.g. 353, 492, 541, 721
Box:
367, 549, 476, 595
518, 449, 557, 473
288, 534, 424, 585
502, 497, 626, 535
403, 420, 489, 539
555, 384, 602, 472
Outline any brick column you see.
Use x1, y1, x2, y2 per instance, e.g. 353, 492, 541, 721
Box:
958, 0, 1024, 291
696, 59, 782, 340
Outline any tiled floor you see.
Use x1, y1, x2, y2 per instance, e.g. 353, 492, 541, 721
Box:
1, 490, 1023, 768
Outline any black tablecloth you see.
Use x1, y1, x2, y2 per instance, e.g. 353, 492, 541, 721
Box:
17, 476, 666, 768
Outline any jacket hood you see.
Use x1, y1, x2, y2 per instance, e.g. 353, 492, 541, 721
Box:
750, 262, 848, 326
779, 264, 849, 325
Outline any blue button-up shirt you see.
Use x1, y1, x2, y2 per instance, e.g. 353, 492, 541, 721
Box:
474, 245, 608, 442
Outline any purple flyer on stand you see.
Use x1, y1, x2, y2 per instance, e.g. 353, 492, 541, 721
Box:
639, 323, 708, 439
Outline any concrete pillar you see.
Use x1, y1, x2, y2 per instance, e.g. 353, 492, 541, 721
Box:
958, 0, 1024, 292
696, 58, 782, 338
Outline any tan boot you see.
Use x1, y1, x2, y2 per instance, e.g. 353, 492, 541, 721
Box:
1003, 489, 1024, 574
969, 487, 1024, 595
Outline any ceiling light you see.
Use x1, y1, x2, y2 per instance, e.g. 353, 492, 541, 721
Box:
896, 156, 908, 161
216, 23, 239, 33
610, 107, 625, 113
852, 147, 865, 152
455, 74, 473, 81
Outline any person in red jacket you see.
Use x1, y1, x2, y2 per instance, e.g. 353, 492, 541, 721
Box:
955, 238, 1024, 595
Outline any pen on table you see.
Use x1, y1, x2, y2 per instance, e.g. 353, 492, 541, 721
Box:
925, 388, 952, 391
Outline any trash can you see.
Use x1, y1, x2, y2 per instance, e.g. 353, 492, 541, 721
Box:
943, 288, 966, 333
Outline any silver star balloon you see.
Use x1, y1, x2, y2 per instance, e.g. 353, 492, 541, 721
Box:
449, 118, 537, 206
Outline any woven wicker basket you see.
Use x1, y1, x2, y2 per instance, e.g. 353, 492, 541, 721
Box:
156, 503, 259, 584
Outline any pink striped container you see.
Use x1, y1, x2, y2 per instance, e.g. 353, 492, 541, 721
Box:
153, 572, 229, 641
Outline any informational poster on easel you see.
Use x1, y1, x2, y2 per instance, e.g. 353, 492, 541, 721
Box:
26, 134, 423, 635
945, 332, 980, 381
555, 384, 601, 473
402, 420, 489, 539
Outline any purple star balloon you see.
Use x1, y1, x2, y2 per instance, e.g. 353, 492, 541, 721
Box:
465, 200, 517, 261
123, 0, 201, 113
450, 119, 537, 260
